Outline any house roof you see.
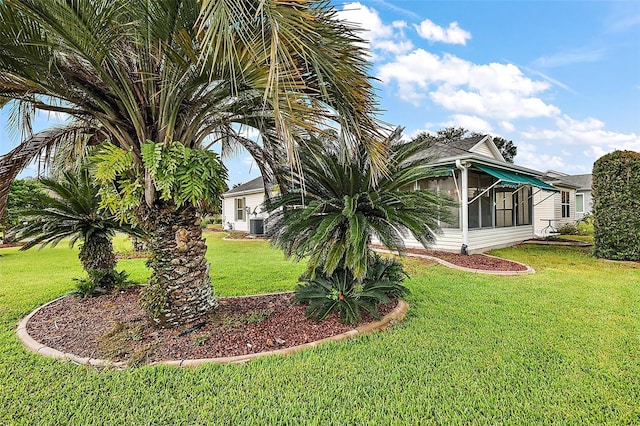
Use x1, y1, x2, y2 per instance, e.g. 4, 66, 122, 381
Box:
224, 176, 268, 196
541, 172, 592, 190
554, 174, 592, 191
413, 135, 493, 162
451, 135, 487, 152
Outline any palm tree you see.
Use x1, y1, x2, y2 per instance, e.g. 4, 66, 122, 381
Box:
11, 168, 140, 292
266, 127, 456, 280
0, 0, 381, 326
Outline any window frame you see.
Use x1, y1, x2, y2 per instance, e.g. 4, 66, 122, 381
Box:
575, 193, 584, 214
235, 197, 246, 221
561, 190, 571, 218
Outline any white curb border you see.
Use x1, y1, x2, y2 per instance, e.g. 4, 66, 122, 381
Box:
373, 249, 535, 275
17, 295, 408, 369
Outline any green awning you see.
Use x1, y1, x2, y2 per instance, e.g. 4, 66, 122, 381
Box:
430, 165, 455, 177
474, 164, 558, 191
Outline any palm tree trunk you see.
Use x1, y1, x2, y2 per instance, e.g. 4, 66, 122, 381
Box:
140, 202, 216, 327
78, 235, 117, 291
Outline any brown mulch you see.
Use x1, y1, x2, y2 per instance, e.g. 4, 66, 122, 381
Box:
0, 241, 26, 249
26, 287, 397, 365
372, 245, 528, 272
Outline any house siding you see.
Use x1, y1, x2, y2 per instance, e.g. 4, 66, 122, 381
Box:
399, 229, 463, 252
222, 191, 268, 232
381, 225, 533, 254
552, 188, 576, 226
471, 143, 497, 159
467, 226, 532, 252
534, 190, 555, 236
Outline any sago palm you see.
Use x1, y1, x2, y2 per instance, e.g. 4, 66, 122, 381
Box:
266, 127, 456, 280
0, 0, 381, 326
11, 168, 140, 291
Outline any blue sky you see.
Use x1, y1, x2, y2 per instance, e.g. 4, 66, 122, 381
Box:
1, 0, 639, 185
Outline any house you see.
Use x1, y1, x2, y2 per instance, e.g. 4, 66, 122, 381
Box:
397, 135, 559, 252
221, 177, 273, 232
221, 135, 562, 253
542, 171, 592, 220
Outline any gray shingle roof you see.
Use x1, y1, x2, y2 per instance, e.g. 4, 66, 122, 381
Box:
554, 174, 592, 190
412, 135, 489, 161
452, 135, 486, 151
224, 176, 267, 195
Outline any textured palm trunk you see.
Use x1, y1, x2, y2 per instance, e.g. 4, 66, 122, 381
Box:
78, 235, 117, 290
140, 202, 216, 327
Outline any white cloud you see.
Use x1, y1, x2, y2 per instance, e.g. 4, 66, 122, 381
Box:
338, 3, 413, 58
442, 114, 493, 133
519, 115, 640, 167
414, 19, 471, 45
521, 115, 640, 148
516, 142, 568, 172
378, 49, 560, 119
533, 48, 606, 68
500, 121, 515, 132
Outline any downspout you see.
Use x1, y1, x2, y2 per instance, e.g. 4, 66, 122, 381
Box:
456, 159, 469, 253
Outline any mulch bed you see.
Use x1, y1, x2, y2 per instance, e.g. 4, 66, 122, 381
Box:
0, 242, 26, 249
372, 245, 528, 272
26, 287, 397, 366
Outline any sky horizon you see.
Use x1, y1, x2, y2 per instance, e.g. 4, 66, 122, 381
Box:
1, 0, 639, 186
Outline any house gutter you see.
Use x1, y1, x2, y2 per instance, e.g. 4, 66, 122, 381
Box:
456, 159, 469, 253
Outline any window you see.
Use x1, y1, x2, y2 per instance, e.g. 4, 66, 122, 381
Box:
516, 187, 532, 225
561, 191, 570, 218
235, 197, 246, 221
494, 186, 532, 227
495, 189, 513, 227
468, 172, 494, 229
416, 176, 460, 229
575, 194, 584, 214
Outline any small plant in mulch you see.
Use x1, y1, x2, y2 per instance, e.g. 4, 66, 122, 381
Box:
96, 321, 155, 365
226, 231, 250, 239
72, 270, 133, 298
219, 308, 274, 327
192, 332, 211, 346
295, 253, 409, 325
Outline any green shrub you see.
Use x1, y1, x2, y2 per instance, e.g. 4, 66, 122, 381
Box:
578, 213, 594, 225
72, 270, 132, 297
592, 150, 640, 260
295, 253, 409, 324
557, 223, 580, 235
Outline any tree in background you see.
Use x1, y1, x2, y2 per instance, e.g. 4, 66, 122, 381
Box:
0, 179, 44, 244
492, 137, 517, 163
415, 127, 517, 163
592, 150, 640, 261
0, 0, 381, 327
10, 169, 141, 293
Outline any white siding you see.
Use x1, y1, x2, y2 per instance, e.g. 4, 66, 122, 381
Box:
533, 190, 555, 236
553, 188, 575, 226
400, 229, 463, 252
471, 142, 498, 159
467, 226, 533, 252
222, 191, 268, 232
376, 226, 532, 254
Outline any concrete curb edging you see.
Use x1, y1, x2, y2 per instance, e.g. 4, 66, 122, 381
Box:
17, 296, 408, 369
373, 249, 535, 275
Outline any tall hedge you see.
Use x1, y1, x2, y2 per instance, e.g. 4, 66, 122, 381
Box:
592, 150, 640, 260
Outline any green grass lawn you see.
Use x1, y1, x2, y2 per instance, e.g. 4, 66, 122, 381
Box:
1, 233, 639, 424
